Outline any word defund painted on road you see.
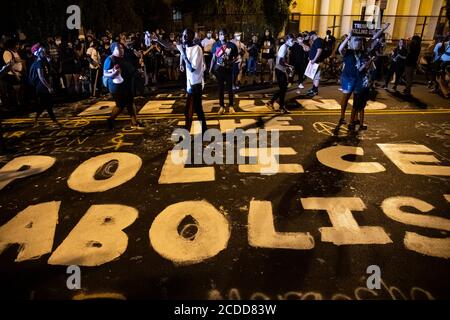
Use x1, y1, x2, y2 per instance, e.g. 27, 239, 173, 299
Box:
77, 98, 387, 116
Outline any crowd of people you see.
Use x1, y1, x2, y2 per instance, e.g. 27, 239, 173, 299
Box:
0, 25, 449, 139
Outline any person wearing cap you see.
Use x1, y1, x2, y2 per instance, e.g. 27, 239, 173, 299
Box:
231, 32, 247, 90
29, 43, 62, 128
266, 34, 295, 114
201, 31, 215, 79
103, 42, 144, 130
210, 28, 238, 115
305, 31, 325, 97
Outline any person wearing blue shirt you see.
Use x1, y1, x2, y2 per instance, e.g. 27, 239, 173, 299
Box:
103, 42, 144, 130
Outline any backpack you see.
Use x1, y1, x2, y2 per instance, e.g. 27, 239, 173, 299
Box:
28, 60, 40, 87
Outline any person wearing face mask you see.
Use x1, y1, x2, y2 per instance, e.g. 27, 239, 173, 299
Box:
246, 34, 259, 85
338, 31, 364, 125
210, 29, 238, 115
177, 28, 207, 135
339, 26, 385, 132
29, 44, 62, 128
201, 31, 215, 79
266, 34, 295, 114
259, 29, 276, 84
384, 39, 408, 91
305, 31, 325, 97
231, 32, 247, 90
103, 42, 144, 130
289, 34, 308, 90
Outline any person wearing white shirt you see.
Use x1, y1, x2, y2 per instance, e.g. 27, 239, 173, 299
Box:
201, 31, 215, 78
179, 29, 207, 134
266, 34, 295, 114
86, 41, 102, 97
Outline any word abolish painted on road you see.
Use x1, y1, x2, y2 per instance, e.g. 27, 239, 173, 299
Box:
0, 139, 449, 266
0, 196, 448, 267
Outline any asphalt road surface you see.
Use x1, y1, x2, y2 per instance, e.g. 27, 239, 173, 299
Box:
0, 83, 449, 300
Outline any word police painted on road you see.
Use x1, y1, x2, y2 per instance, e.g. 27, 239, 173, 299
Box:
0, 133, 449, 266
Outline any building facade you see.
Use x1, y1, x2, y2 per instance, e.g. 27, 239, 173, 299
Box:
289, 0, 448, 42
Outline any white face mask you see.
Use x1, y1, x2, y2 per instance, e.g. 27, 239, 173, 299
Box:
265, 32, 270, 37
207, 34, 212, 39
236, 36, 241, 41
55, 40, 61, 45
219, 35, 225, 42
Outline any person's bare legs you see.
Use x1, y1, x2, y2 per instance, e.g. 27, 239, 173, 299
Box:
359, 109, 367, 130
340, 92, 352, 124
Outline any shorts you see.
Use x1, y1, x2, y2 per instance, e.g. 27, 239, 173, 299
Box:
112, 90, 133, 110
313, 63, 322, 81
341, 76, 357, 94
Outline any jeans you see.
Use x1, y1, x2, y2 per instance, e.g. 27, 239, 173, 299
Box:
185, 83, 207, 133
247, 56, 257, 75
215, 67, 234, 107
271, 69, 288, 107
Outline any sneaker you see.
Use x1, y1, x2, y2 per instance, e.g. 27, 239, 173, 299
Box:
218, 107, 226, 115
229, 106, 236, 114
383, 85, 388, 90
265, 101, 275, 111
348, 122, 356, 132
279, 107, 291, 114
359, 124, 368, 131
298, 83, 305, 89
306, 90, 318, 97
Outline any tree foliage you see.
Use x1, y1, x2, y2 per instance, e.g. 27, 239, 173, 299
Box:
0, 0, 292, 40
